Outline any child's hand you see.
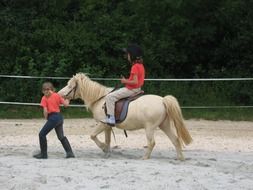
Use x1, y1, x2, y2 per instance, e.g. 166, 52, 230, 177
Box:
121, 76, 127, 84
63, 99, 70, 107
121, 79, 126, 84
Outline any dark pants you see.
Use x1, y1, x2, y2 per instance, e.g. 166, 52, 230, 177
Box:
36, 112, 74, 158
39, 112, 65, 141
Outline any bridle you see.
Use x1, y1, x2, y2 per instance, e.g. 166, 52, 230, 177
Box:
65, 82, 78, 99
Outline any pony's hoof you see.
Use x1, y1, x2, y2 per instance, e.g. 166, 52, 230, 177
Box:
101, 145, 110, 153
102, 147, 110, 153
142, 156, 150, 160
177, 156, 185, 161
104, 152, 111, 158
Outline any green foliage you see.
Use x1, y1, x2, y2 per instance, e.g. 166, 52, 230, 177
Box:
0, 0, 253, 119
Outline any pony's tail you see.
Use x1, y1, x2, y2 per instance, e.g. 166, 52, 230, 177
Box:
163, 95, 193, 146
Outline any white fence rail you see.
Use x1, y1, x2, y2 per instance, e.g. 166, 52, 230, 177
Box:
1, 75, 253, 109
1, 74, 253, 81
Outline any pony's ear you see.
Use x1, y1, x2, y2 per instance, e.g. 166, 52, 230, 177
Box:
73, 73, 79, 81
78, 73, 85, 80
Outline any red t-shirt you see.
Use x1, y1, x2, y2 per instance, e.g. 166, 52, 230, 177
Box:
40, 92, 65, 113
125, 63, 145, 90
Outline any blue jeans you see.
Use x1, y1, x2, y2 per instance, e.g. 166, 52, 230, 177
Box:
39, 112, 65, 141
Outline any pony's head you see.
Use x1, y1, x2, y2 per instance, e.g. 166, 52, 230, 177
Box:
58, 73, 85, 100
58, 73, 109, 108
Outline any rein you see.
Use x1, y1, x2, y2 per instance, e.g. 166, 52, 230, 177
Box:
89, 87, 116, 107
92, 94, 107, 105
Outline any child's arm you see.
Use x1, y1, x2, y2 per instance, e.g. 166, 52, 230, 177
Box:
62, 99, 70, 107
121, 74, 138, 85
58, 93, 70, 107
43, 107, 48, 119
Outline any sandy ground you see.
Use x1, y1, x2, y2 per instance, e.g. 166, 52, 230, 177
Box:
0, 118, 253, 190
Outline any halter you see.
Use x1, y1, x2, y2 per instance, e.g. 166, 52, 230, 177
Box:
66, 82, 78, 99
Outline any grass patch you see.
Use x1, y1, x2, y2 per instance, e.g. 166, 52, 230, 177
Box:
0, 105, 252, 121
183, 108, 253, 121
0, 105, 92, 119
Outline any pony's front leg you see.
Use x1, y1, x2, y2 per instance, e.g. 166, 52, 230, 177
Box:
90, 123, 108, 152
102, 127, 112, 158
143, 127, 156, 160
104, 127, 112, 153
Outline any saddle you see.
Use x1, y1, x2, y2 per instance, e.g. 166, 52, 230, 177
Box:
104, 90, 144, 123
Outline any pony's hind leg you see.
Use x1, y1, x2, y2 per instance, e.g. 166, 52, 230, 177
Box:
159, 118, 185, 161
143, 127, 156, 160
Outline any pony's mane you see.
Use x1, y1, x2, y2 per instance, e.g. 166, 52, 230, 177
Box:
74, 73, 109, 107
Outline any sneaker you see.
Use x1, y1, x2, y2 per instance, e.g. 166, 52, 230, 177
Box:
101, 115, 116, 126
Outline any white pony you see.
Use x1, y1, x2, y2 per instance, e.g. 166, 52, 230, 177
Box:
58, 73, 192, 160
